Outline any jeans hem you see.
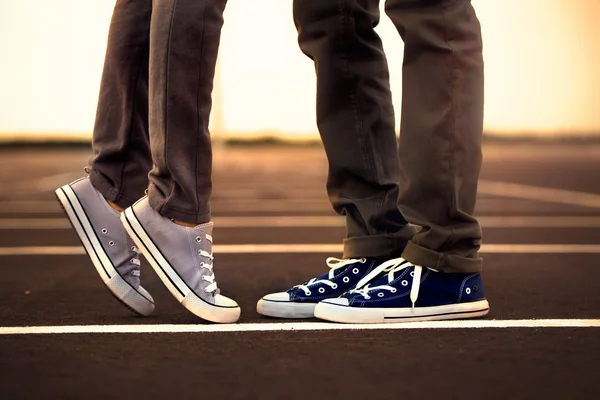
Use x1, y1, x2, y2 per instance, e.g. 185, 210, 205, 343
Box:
401, 240, 482, 273
343, 231, 414, 259
147, 190, 211, 224
89, 168, 142, 209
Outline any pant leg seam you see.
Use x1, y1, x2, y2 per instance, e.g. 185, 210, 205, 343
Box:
194, 1, 210, 217
340, 0, 376, 183
161, 0, 179, 210
441, 1, 458, 248
118, 42, 145, 198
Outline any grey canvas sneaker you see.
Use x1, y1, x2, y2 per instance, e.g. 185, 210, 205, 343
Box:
55, 177, 155, 316
121, 197, 240, 323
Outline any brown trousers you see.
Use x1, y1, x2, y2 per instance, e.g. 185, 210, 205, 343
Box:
89, 0, 484, 273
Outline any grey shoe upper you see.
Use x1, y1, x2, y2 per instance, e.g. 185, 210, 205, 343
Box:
71, 178, 143, 289
129, 197, 220, 303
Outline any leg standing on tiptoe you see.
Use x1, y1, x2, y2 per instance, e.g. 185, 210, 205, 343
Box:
56, 0, 240, 323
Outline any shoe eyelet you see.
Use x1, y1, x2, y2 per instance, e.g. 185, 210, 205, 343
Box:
197, 250, 202, 255
343, 277, 350, 283
410, 271, 415, 277
401, 280, 408, 287
101, 228, 107, 234
473, 285, 479, 292
131, 246, 136, 251
130, 259, 134, 264
466, 287, 472, 295
391, 288, 397, 293
319, 287, 325, 294
108, 241, 115, 247
196, 236, 202, 243
332, 284, 338, 289
378, 292, 384, 298
352, 268, 359, 274
305, 291, 312, 296
359, 258, 367, 263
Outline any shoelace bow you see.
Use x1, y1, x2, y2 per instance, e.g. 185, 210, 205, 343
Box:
295, 257, 367, 296
349, 257, 423, 310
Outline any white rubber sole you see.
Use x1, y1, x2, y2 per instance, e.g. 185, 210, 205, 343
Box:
55, 184, 154, 316
256, 298, 316, 319
314, 299, 490, 324
121, 207, 240, 324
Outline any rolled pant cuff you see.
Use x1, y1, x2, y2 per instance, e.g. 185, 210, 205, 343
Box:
401, 241, 482, 273
147, 188, 211, 225
89, 168, 142, 210
343, 232, 412, 259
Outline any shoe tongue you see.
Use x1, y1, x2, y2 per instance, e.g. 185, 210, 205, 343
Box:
355, 257, 405, 288
114, 236, 141, 288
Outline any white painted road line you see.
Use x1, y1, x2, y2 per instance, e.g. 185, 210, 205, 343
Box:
1, 319, 599, 335
3, 216, 600, 229
0, 201, 60, 213
0, 216, 342, 229
2, 244, 600, 256
9, 172, 83, 194
0, 219, 71, 229
4, 178, 600, 215
0, 246, 87, 256
478, 216, 600, 228
480, 244, 600, 253
479, 180, 600, 209
0, 199, 331, 214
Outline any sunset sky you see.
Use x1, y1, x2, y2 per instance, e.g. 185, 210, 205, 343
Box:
0, 0, 598, 139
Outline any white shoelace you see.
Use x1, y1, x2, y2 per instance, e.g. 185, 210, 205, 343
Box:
198, 248, 217, 293
129, 246, 141, 265
295, 257, 366, 296
349, 257, 423, 310
128, 246, 141, 276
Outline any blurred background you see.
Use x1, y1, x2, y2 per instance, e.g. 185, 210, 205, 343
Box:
0, 0, 599, 143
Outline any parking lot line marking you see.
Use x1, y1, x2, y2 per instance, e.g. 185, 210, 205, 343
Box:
479, 180, 600, 209
1, 244, 600, 256
3, 216, 600, 229
1, 319, 599, 335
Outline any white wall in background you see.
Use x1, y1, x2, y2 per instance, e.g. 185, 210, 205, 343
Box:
0, 0, 598, 138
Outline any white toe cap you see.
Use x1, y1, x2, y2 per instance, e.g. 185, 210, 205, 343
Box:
137, 285, 155, 303
262, 292, 291, 302
214, 294, 239, 307
322, 297, 350, 306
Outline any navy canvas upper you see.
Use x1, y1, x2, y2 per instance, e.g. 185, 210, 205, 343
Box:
286, 258, 380, 303
344, 265, 486, 308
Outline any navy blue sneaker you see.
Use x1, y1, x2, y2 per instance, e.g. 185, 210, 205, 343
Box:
314, 257, 489, 323
257, 257, 380, 318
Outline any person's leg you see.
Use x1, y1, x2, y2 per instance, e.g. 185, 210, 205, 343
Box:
55, 0, 155, 316
145, 0, 226, 224
88, 0, 153, 209
121, 0, 240, 323
314, 0, 488, 323
257, 0, 416, 319
294, 0, 416, 259
387, 0, 485, 273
